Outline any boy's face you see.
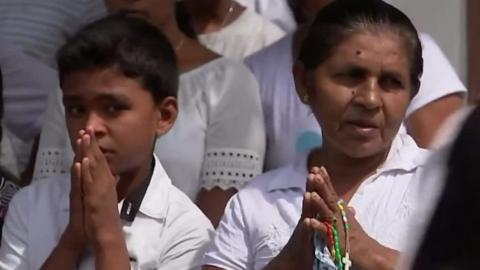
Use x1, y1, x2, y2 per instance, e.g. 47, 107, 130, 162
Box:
62, 68, 177, 175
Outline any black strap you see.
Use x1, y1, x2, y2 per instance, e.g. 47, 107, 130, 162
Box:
120, 158, 155, 222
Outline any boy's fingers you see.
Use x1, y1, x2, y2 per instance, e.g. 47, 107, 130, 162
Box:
81, 158, 94, 195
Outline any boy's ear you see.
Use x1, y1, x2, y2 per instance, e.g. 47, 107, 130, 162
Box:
155, 97, 178, 136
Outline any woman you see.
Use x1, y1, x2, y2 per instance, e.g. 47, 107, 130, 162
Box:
203, 0, 430, 269
183, 0, 285, 59
245, 0, 466, 171
0, 14, 213, 269
33, 0, 265, 227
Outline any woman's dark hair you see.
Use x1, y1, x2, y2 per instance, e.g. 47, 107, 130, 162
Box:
175, 1, 197, 39
411, 106, 480, 270
299, 0, 423, 96
57, 12, 178, 102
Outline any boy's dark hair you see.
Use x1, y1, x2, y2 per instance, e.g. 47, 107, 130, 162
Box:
299, 0, 423, 97
57, 12, 178, 102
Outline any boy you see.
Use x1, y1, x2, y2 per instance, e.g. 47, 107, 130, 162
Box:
0, 13, 213, 270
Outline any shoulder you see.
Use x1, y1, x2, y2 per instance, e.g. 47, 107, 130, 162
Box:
245, 34, 292, 72
181, 57, 256, 89
394, 133, 431, 169
238, 9, 285, 35
164, 184, 214, 233
233, 163, 302, 213
406, 33, 466, 116
10, 176, 68, 210
186, 58, 260, 103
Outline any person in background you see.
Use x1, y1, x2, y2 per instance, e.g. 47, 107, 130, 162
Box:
408, 104, 480, 270
235, 0, 297, 32
182, 0, 285, 59
0, 1, 106, 182
0, 38, 57, 183
0, 14, 213, 269
203, 0, 431, 269
0, 66, 21, 240
0, 0, 106, 68
33, 0, 266, 228
245, 0, 466, 171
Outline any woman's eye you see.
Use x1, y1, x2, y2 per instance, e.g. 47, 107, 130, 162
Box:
334, 68, 365, 86
381, 76, 404, 90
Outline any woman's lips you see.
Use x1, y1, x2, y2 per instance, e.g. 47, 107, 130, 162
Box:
342, 120, 380, 139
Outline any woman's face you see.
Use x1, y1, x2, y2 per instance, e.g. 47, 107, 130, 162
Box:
297, 31, 413, 158
104, 0, 174, 28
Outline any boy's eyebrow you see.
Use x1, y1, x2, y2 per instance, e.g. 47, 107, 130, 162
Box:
62, 92, 130, 103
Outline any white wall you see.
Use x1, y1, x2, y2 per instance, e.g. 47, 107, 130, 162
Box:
389, 0, 467, 83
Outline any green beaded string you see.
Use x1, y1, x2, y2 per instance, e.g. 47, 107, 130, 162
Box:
331, 226, 344, 269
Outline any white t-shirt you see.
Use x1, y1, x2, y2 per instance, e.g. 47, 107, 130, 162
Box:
198, 9, 285, 60
203, 134, 430, 270
0, 155, 214, 270
0, 0, 107, 67
245, 33, 467, 171
235, 0, 297, 33
32, 58, 266, 201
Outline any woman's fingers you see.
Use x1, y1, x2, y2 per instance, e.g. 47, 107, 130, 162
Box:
310, 217, 327, 234
319, 166, 338, 197
309, 168, 338, 212
301, 192, 313, 220
311, 192, 336, 224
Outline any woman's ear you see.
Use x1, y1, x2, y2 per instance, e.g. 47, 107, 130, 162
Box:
293, 60, 310, 104
155, 96, 178, 137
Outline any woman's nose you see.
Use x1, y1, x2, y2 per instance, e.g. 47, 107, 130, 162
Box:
353, 78, 383, 110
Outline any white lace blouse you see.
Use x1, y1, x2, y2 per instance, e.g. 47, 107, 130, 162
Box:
32, 57, 265, 200
198, 9, 285, 60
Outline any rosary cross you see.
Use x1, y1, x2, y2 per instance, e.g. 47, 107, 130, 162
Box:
342, 253, 352, 270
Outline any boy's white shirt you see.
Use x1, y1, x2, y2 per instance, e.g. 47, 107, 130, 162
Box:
0, 155, 214, 270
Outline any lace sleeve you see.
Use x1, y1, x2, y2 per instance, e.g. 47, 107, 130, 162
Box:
201, 148, 263, 191
200, 61, 266, 191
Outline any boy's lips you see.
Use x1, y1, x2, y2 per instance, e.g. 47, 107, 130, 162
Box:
99, 146, 114, 155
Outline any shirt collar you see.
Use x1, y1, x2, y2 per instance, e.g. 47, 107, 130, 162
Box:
133, 154, 170, 219
267, 133, 428, 192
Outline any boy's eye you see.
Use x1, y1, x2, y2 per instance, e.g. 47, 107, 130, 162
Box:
105, 103, 128, 114
65, 105, 84, 116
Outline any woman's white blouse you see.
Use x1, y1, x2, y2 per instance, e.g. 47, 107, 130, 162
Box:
203, 134, 431, 270
32, 57, 265, 200
198, 9, 285, 60
154, 57, 265, 199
